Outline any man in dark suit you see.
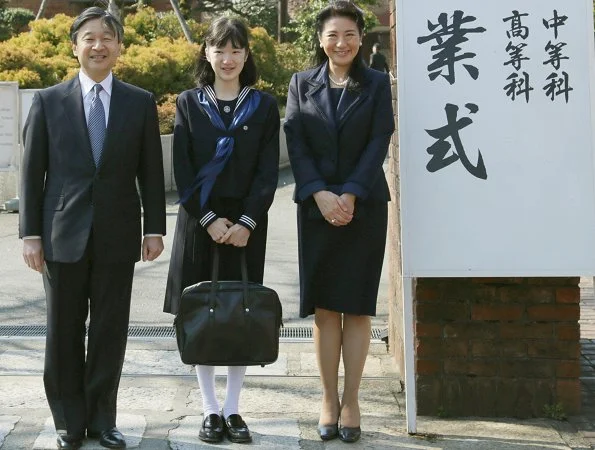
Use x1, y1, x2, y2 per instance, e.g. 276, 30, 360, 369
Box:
369, 43, 389, 73
19, 7, 166, 449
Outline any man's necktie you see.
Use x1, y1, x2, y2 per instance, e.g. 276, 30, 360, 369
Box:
88, 84, 106, 166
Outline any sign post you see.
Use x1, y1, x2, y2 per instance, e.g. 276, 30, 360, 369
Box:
396, 0, 595, 432
0, 82, 19, 210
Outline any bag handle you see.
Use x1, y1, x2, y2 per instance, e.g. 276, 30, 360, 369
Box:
209, 244, 250, 309
210, 244, 249, 283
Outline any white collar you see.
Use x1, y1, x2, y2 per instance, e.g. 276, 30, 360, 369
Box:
202, 85, 252, 114
79, 71, 113, 97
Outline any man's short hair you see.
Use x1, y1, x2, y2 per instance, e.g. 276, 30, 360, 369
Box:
70, 7, 124, 43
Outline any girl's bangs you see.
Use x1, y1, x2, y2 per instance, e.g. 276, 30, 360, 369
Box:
207, 27, 248, 49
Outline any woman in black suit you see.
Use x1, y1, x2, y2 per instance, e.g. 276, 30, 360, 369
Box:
284, 1, 394, 443
163, 17, 279, 444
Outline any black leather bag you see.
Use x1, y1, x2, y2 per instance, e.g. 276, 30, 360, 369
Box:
174, 245, 282, 366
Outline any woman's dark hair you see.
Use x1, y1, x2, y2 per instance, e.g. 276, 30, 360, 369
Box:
195, 16, 258, 87
312, 1, 366, 84
70, 6, 124, 44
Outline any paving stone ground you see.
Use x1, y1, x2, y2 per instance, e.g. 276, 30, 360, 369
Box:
0, 336, 593, 449
0, 176, 594, 448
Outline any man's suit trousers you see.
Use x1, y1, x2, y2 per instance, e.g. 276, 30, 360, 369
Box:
42, 238, 135, 436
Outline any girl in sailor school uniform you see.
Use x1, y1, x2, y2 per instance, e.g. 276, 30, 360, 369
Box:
163, 16, 280, 444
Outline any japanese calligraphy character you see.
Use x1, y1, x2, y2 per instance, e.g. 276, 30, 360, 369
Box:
425, 103, 487, 180
543, 10, 568, 39
503, 11, 529, 40
504, 42, 529, 71
543, 72, 573, 102
504, 72, 533, 102
543, 41, 569, 70
417, 11, 486, 85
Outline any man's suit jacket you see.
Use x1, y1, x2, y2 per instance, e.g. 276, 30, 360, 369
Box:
283, 63, 395, 203
20, 76, 166, 263
369, 52, 389, 73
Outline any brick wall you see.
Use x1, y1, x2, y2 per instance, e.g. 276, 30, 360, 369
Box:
9, 0, 80, 17
416, 277, 582, 417
7, 0, 172, 17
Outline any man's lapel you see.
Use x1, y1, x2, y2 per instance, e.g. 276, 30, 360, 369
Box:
62, 77, 95, 165
98, 78, 128, 169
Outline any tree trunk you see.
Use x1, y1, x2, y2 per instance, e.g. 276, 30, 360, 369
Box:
107, 0, 121, 21
277, 0, 287, 43
35, 0, 48, 20
170, 0, 194, 43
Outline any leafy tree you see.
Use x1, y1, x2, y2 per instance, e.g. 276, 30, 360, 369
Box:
286, 0, 379, 57
179, 0, 240, 16
3, 8, 35, 33
178, 0, 277, 36
123, 7, 206, 44
233, 0, 277, 37
0, 0, 34, 41
0, 0, 8, 41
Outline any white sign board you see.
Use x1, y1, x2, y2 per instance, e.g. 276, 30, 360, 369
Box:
0, 82, 18, 170
19, 89, 38, 143
398, 0, 595, 277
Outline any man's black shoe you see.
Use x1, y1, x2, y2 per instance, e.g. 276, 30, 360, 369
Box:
88, 427, 126, 448
56, 433, 83, 449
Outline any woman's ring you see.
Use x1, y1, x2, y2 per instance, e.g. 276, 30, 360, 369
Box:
331, 219, 336, 223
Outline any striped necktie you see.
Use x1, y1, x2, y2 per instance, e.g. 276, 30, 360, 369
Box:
88, 84, 106, 166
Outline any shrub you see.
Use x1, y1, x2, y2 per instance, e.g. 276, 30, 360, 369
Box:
0, 68, 42, 87
0, 7, 35, 41
0, 33, 78, 87
115, 37, 199, 100
28, 14, 73, 48
0, 41, 38, 72
157, 94, 177, 135
250, 26, 308, 104
0, 7, 307, 131
123, 7, 206, 45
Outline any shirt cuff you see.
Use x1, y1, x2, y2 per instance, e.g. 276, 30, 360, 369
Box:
23, 236, 41, 240
237, 215, 256, 231
200, 210, 218, 228
144, 234, 163, 237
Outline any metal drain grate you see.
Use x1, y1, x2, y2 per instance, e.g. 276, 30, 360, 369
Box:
127, 326, 174, 338
0, 325, 386, 341
0, 325, 47, 337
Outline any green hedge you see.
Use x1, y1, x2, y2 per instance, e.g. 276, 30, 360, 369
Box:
0, 7, 308, 133
0, 7, 35, 41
